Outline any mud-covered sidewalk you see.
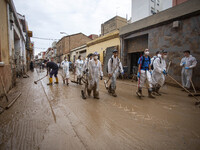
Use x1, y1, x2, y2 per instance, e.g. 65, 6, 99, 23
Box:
0, 70, 200, 150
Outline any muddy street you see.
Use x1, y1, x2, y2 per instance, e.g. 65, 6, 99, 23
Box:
0, 70, 200, 150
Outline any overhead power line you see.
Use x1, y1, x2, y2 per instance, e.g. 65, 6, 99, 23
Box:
32, 36, 59, 41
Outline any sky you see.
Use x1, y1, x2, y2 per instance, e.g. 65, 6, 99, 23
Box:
13, 0, 131, 55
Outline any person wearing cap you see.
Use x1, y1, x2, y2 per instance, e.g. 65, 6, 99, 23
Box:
152, 50, 168, 95
180, 50, 197, 89
87, 52, 103, 99
75, 55, 84, 85
107, 49, 124, 97
81, 53, 93, 99
136, 49, 154, 98
44, 60, 59, 85
61, 56, 70, 85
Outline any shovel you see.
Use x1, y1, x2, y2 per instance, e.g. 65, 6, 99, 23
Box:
188, 78, 200, 97
34, 75, 47, 84
167, 74, 200, 105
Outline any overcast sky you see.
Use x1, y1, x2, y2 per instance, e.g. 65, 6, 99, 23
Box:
13, 0, 131, 55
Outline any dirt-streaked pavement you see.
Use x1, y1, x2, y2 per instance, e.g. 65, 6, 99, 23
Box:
0, 70, 200, 150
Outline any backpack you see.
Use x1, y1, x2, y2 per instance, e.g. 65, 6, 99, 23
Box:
106, 57, 119, 73
151, 56, 162, 70
138, 56, 150, 67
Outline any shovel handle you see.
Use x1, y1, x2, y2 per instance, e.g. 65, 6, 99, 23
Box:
189, 78, 197, 93
167, 74, 199, 102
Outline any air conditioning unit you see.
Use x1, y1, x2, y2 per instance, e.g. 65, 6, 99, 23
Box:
10, 12, 14, 23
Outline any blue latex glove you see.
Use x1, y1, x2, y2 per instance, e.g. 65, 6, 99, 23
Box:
150, 71, 152, 75
163, 70, 167, 75
137, 72, 140, 78
185, 67, 189, 69
121, 72, 124, 75
182, 62, 186, 65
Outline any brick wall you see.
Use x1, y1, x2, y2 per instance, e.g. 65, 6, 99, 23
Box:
101, 16, 127, 36
56, 33, 91, 60
173, 0, 188, 6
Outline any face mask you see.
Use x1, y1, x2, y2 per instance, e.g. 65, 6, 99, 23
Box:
80, 57, 82, 60
145, 51, 149, 55
65, 59, 67, 61
157, 54, 161, 57
94, 56, 98, 60
163, 55, 167, 59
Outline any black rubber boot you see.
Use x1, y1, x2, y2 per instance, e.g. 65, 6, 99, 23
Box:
136, 88, 142, 98
112, 90, 117, 97
148, 89, 155, 98
79, 78, 82, 85
108, 85, 112, 93
81, 90, 86, 99
87, 89, 91, 96
155, 84, 161, 96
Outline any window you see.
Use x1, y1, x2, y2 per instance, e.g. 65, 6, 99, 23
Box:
151, 7, 156, 15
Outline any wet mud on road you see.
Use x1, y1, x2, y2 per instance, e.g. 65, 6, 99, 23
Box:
0, 70, 200, 150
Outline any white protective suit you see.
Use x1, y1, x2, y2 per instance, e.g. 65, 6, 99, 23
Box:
61, 60, 70, 79
108, 55, 123, 90
152, 56, 166, 86
88, 59, 103, 94
180, 55, 197, 88
75, 59, 84, 78
83, 58, 91, 72
151, 56, 157, 67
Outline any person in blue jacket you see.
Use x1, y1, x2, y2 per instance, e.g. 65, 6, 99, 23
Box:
136, 49, 154, 98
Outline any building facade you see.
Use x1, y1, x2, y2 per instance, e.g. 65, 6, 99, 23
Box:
0, 0, 33, 98
131, 0, 172, 22
173, 0, 189, 6
56, 33, 91, 63
120, 0, 200, 88
101, 16, 127, 36
87, 30, 120, 75
70, 45, 87, 63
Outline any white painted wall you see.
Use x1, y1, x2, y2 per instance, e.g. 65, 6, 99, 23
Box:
131, 0, 149, 22
131, 0, 173, 23
161, 0, 172, 10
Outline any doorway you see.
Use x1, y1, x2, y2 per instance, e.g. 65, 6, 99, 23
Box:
130, 52, 143, 75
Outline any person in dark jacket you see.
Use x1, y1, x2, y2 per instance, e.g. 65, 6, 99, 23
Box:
30, 60, 34, 71
44, 60, 59, 85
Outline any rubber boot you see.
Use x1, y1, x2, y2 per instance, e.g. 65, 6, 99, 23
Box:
77, 78, 79, 84
108, 85, 112, 93
112, 90, 117, 97
136, 88, 142, 98
79, 78, 82, 85
81, 90, 86, 99
54, 77, 59, 84
47, 78, 53, 85
152, 87, 157, 96
94, 91, 99, 99
155, 84, 161, 96
87, 89, 91, 96
148, 89, 155, 98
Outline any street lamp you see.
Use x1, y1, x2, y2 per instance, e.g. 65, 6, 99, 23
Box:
60, 32, 70, 61
60, 32, 68, 35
